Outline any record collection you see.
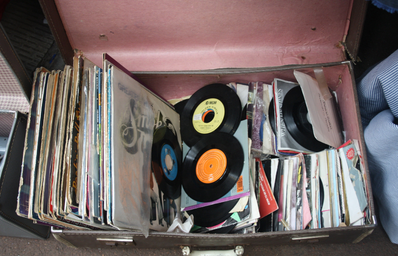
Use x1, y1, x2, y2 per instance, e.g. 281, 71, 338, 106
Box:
14, 53, 371, 236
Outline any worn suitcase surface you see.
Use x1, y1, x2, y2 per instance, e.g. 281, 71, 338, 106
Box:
38, 0, 375, 249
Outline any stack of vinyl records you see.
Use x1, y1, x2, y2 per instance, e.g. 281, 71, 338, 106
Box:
176, 83, 260, 233
15, 54, 182, 235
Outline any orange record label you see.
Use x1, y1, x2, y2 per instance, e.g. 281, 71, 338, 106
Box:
196, 149, 227, 184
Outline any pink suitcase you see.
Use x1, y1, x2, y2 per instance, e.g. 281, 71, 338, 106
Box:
38, 0, 375, 250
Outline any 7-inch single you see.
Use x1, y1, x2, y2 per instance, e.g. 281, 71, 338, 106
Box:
151, 124, 182, 199
282, 86, 328, 152
182, 132, 244, 202
187, 199, 239, 227
180, 83, 242, 147
174, 99, 188, 116
268, 98, 276, 135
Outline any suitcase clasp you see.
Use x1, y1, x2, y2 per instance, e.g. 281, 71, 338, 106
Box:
181, 245, 244, 256
96, 237, 135, 246
291, 234, 329, 243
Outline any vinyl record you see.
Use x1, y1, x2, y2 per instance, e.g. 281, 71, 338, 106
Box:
174, 99, 188, 116
268, 98, 276, 135
182, 132, 244, 202
208, 223, 237, 234
319, 178, 325, 228
241, 104, 247, 121
151, 124, 182, 199
282, 86, 328, 152
180, 83, 242, 147
187, 199, 239, 227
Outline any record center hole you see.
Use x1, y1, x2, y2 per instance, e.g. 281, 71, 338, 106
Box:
202, 110, 215, 123
165, 154, 174, 170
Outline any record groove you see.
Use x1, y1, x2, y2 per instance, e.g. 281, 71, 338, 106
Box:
182, 132, 244, 202
268, 98, 276, 135
282, 86, 328, 152
180, 83, 242, 147
151, 124, 182, 199
187, 199, 239, 227
173, 99, 188, 116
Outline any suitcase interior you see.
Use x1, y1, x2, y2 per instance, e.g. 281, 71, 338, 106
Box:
37, 0, 375, 249
0, 20, 51, 238
51, 61, 376, 248
0, 110, 51, 239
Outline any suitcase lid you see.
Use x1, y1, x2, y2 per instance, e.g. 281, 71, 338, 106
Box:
46, 0, 364, 71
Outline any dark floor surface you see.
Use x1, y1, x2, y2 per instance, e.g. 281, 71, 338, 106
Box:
353, 1, 398, 79
1, 1, 398, 255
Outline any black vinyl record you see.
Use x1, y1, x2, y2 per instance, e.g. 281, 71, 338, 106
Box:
174, 99, 188, 116
241, 104, 247, 121
180, 83, 242, 147
182, 132, 244, 203
151, 124, 182, 199
187, 199, 239, 227
282, 86, 328, 152
268, 98, 276, 135
208, 223, 237, 234
319, 178, 325, 228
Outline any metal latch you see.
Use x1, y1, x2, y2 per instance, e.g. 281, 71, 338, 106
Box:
340, 41, 360, 65
96, 237, 135, 246
291, 234, 329, 243
181, 245, 244, 256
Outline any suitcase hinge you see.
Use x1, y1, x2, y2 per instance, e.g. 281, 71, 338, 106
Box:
96, 237, 135, 246
340, 41, 361, 65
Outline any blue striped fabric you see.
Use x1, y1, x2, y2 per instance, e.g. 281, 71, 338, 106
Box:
357, 50, 398, 126
370, 0, 398, 14
357, 49, 398, 244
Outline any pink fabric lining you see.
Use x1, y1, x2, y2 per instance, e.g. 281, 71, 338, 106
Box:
133, 62, 364, 154
52, 1, 362, 153
54, 0, 352, 71
0, 53, 29, 113
0, 112, 14, 137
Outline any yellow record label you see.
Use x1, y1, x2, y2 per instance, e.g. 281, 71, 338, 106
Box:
192, 98, 225, 134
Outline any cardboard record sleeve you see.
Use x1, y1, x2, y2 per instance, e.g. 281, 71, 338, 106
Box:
41, 0, 375, 249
